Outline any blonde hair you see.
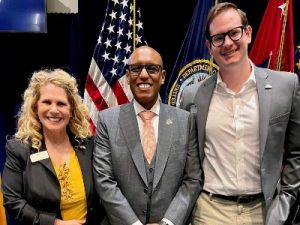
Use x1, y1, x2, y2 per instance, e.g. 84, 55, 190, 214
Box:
15, 68, 92, 150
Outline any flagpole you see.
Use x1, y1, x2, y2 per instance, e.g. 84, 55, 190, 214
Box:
276, 0, 289, 70
133, 0, 137, 50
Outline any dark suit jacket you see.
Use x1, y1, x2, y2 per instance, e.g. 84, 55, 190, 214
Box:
93, 102, 202, 225
1, 137, 103, 225
180, 66, 300, 225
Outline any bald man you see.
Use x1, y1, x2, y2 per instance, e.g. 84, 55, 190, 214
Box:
93, 46, 201, 225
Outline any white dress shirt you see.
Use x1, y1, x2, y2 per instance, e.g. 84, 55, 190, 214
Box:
203, 63, 262, 195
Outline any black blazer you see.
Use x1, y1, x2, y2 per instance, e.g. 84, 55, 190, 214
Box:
1, 137, 103, 225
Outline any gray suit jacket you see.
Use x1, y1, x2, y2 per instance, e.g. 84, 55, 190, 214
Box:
93, 102, 201, 225
180, 66, 300, 225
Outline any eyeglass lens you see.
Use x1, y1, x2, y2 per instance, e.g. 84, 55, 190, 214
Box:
210, 26, 245, 47
129, 64, 161, 75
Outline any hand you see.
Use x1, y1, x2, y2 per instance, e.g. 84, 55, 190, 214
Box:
54, 219, 86, 225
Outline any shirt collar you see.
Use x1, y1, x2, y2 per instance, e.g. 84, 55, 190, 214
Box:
133, 98, 160, 116
216, 60, 256, 89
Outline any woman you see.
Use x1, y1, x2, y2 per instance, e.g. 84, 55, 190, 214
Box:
2, 69, 103, 225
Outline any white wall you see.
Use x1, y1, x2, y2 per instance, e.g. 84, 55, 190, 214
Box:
47, 0, 78, 13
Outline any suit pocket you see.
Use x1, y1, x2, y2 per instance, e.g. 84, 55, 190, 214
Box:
269, 112, 289, 126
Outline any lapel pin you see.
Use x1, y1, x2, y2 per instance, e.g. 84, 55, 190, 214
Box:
166, 118, 173, 125
264, 84, 272, 89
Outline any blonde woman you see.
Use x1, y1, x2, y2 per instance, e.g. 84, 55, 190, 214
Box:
2, 69, 103, 225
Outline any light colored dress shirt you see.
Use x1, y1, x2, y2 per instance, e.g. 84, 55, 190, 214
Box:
134, 99, 160, 143
203, 63, 262, 195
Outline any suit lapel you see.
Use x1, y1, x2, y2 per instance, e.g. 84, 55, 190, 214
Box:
39, 156, 56, 175
153, 104, 173, 190
254, 67, 272, 157
120, 103, 148, 186
195, 75, 216, 162
38, 140, 93, 201
37, 146, 56, 176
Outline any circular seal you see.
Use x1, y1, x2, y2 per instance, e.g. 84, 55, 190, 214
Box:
167, 59, 218, 106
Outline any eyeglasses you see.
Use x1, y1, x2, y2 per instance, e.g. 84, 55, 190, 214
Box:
128, 64, 162, 76
209, 25, 247, 47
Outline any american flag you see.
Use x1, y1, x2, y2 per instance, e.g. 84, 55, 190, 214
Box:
84, 0, 147, 134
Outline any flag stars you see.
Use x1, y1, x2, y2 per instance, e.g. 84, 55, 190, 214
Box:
126, 30, 133, 40
137, 9, 142, 17
130, 3, 133, 12
136, 21, 143, 30
115, 41, 122, 50
128, 18, 133, 26
109, 11, 117, 20
111, 0, 119, 6
107, 24, 115, 33
104, 38, 112, 48
112, 55, 119, 64
119, 12, 126, 22
135, 35, 142, 44
122, 57, 129, 65
102, 51, 110, 61
120, 0, 129, 8
124, 44, 131, 53
85, 0, 147, 119
117, 27, 123, 36
110, 68, 118, 76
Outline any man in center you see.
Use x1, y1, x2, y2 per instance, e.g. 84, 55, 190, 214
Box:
93, 46, 201, 225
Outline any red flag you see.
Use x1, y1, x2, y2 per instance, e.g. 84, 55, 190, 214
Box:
84, 0, 147, 134
249, 0, 294, 72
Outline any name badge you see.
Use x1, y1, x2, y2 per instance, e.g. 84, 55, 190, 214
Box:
30, 151, 49, 163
